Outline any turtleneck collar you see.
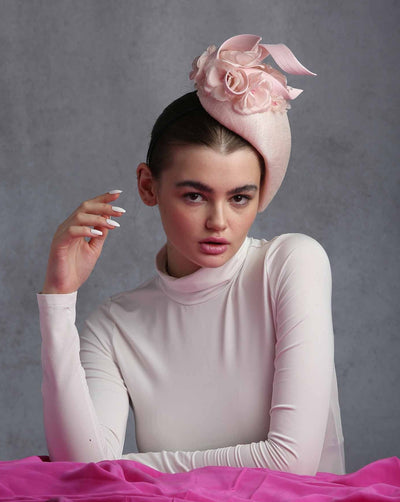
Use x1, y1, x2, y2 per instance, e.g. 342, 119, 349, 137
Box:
155, 237, 251, 305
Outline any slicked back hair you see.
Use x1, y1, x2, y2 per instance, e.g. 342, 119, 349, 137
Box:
146, 92, 265, 184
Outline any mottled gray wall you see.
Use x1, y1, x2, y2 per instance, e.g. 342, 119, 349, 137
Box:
0, 0, 398, 473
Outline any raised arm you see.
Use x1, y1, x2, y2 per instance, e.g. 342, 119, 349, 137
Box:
38, 190, 128, 461
121, 235, 335, 475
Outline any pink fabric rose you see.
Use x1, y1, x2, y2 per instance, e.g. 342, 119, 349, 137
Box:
189, 45, 217, 82
190, 34, 316, 115
234, 72, 272, 114
225, 68, 249, 96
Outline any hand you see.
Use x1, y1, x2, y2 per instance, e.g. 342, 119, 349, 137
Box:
41, 190, 125, 294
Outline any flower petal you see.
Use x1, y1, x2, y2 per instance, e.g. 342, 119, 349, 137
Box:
287, 86, 303, 99
218, 34, 262, 56
225, 68, 249, 95
218, 34, 270, 67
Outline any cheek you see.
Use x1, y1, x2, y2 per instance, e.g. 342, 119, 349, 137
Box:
230, 207, 257, 229
161, 204, 198, 233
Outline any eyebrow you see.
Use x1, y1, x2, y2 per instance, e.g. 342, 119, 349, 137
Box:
175, 180, 258, 196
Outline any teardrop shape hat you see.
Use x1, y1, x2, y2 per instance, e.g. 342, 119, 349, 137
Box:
190, 34, 316, 212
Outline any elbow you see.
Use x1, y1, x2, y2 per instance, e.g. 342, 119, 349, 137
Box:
283, 456, 318, 476
46, 436, 112, 463
48, 447, 106, 463
267, 437, 319, 476
274, 452, 319, 476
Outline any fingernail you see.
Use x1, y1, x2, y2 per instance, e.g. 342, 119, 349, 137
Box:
112, 206, 126, 213
108, 189, 123, 194
91, 229, 103, 236
107, 218, 120, 227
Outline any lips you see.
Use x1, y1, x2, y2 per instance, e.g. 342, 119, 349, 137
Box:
200, 238, 229, 244
199, 239, 229, 255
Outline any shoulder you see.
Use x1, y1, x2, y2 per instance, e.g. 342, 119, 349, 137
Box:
266, 233, 329, 263
249, 233, 331, 283
261, 233, 332, 294
248, 233, 329, 264
83, 274, 159, 337
109, 274, 159, 308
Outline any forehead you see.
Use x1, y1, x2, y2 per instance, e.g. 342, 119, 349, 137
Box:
161, 144, 261, 184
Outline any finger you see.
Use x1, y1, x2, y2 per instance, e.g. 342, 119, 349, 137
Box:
66, 211, 122, 240
109, 204, 126, 217
76, 200, 127, 219
86, 189, 124, 206
73, 212, 122, 230
66, 225, 107, 239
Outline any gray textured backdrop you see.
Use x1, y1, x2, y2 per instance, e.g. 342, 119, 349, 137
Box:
0, 0, 399, 473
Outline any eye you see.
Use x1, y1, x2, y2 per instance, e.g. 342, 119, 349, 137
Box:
231, 194, 251, 206
183, 192, 204, 203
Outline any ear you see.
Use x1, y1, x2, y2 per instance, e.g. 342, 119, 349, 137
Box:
136, 162, 159, 206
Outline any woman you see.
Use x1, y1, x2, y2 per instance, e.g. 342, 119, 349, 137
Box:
37, 35, 345, 476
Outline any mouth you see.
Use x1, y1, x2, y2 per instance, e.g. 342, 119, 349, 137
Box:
200, 238, 229, 245
199, 239, 229, 255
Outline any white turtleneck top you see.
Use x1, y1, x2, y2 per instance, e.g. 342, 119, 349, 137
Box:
37, 233, 345, 475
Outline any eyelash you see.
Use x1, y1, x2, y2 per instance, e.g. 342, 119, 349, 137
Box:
183, 192, 252, 206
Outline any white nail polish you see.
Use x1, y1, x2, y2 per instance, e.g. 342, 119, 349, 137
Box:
91, 229, 103, 236
108, 189, 123, 194
112, 206, 126, 213
107, 219, 120, 227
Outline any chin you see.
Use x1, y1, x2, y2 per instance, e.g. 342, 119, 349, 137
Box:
197, 253, 233, 268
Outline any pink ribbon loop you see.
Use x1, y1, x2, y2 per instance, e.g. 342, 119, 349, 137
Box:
262, 43, 317, 76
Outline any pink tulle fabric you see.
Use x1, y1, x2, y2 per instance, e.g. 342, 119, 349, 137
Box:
1, 456, 399, 501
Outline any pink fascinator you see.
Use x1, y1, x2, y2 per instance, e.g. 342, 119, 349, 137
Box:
190, 34, 316, 212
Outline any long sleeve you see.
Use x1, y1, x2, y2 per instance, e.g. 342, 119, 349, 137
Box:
121, 235, 335, 475
37, 292, 129, 462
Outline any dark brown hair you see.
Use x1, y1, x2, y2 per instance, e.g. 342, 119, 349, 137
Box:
146, 92, 265, 183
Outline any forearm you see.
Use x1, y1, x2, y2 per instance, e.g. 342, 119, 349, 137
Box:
122, 435, 307, 474
38, 292, 109, 462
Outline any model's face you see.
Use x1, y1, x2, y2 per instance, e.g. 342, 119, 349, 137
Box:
153, 144, 261, 278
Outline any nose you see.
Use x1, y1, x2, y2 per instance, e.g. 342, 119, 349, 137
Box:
205, 202, 227, 231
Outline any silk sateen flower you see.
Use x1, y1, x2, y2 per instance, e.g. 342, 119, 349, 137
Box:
190, 35, 316, 115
